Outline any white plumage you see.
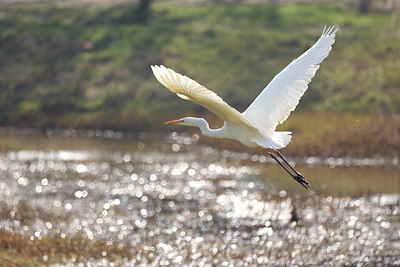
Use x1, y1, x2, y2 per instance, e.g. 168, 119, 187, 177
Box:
151, 26, 338, 188
243, 26, 338, 135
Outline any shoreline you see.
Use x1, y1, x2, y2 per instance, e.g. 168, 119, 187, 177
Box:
0, 124, 398, 170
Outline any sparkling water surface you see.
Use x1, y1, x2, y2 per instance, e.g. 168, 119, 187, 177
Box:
0, 129, 399, 266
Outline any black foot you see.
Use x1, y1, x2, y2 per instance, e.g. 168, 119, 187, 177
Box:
292, 173, 310, 189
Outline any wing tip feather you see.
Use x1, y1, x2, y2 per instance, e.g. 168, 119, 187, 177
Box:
322, 25, 339, 37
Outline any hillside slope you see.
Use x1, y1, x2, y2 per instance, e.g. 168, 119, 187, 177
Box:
0, 2, 399, 131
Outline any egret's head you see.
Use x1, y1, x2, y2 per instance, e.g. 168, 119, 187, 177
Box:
164, 117, 203, 127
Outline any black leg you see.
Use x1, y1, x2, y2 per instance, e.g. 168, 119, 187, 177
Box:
275, 150, 303, 177
268, 152, 295, 177
268, 150, 310, 189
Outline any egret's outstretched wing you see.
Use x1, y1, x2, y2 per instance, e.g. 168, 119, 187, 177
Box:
243, 26, 338, 135
151, 65, 254, 127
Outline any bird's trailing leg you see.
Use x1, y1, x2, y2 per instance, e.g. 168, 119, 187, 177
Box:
267, 149, 310, 189
275, 150, 304, 178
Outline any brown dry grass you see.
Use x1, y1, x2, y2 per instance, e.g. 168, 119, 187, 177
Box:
196, 112, 400, 159
282, 112, 400, 158
0, 229, 132, 265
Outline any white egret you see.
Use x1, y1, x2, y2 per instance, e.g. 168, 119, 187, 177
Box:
151, 26, 338, 189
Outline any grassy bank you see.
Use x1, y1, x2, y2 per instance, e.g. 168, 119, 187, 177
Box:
0, 2, 399, 128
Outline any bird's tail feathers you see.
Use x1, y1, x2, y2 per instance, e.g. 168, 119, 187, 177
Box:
254, 131, 292, 149
272, 131, 292, 149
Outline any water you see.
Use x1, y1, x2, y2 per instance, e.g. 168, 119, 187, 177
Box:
0, 129, 399, 265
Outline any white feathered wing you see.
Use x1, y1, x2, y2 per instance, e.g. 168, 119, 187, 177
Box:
151, 65, 256, 129
243, 26, 338, 147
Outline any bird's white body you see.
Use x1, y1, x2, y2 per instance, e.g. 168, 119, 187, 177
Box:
152, 26, 338, 151
193, 118, 290, 149
185, 118, 262, 147
222, 121, 263, 148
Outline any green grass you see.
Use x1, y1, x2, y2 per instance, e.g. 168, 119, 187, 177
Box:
0, 2, 399, 131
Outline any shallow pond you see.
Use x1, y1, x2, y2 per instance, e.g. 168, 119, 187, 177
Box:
0, 129, 399, 265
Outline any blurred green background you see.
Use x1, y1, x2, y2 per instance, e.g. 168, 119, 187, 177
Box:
0, 0, 399, 157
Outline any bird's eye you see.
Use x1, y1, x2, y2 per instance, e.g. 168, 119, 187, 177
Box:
180, 120, 184, 123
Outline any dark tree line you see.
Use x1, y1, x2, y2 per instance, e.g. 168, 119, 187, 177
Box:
137, 0, 375, 17
359, 0, 372, 13
137, 0, 152, 23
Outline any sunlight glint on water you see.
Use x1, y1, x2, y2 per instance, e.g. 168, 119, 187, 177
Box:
0, 130, 399, 265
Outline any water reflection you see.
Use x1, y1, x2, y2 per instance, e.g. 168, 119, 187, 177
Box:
0, 129, 399, 265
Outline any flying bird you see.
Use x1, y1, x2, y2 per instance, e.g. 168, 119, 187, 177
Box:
151, 26, 338, 189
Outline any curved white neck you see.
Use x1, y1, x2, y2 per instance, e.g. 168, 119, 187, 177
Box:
192, 118, 226, 138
